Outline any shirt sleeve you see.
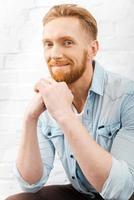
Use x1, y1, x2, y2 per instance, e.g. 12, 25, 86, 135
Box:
100, 94, 134, 200
13, 113, 55, 193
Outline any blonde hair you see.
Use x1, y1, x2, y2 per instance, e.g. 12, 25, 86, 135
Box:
43, 4, 98, 40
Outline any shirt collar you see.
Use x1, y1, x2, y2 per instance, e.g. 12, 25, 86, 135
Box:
89, 60, 105, 96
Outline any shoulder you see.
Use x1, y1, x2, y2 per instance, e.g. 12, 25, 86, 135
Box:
104, 70, 134, 100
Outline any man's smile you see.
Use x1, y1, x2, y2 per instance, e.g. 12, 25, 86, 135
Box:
52, 63, 70, 68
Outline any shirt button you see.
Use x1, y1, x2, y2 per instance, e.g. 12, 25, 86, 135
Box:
47, 132, 51, 136
70, 154, 74, 158
72, 176, 75, 180
108, 132, 112, 136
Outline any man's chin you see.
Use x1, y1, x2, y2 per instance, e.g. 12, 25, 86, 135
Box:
52, 76, 68, 83
49, 70, 81, 84
50, 72, 67, 82
52, 76, 78, 84
50, 75, 68, 83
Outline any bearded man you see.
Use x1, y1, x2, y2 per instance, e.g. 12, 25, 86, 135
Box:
6, 4, 134, 200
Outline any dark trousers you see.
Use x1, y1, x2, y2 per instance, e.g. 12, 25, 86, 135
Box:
5, 184, 104, 200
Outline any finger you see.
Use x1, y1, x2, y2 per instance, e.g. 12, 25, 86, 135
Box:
41, 76, 57, 84
40, 78, 51, 84
34, 82, 39, 92
46, 76, 57, 83
34, 78, 51, 92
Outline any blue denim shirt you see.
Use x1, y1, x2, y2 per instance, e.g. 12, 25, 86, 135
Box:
14, 61, 134, 200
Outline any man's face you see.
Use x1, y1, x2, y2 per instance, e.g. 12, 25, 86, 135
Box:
42, 17, 90, 84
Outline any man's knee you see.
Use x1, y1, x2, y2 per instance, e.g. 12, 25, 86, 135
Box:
4, 186, 60, 200
37, 185, 65, 198
5, 194, 19, 200
5, 194, 17, 200
4, 185, 70, 200
4, 192, 37, 200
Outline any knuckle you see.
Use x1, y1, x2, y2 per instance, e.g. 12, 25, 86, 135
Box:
40, 78, 44, 82
39, 78, 45, 84
61, 81, 67, 87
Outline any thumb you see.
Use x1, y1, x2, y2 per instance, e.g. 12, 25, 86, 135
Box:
34, 82, 41, 93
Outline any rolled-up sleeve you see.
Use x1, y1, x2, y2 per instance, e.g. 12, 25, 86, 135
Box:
101, 94, 134, 199
13, 162, 50, 193
13, 114, 55, 193
100, 156, 134, 200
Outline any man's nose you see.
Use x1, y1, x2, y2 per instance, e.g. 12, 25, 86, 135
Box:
51, 45, 63, 59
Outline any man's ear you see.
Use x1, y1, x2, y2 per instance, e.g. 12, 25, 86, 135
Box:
87, 40, 99, 59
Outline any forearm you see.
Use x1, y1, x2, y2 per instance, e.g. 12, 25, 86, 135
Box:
57, 111, 112, 192
16, 116, 44, 184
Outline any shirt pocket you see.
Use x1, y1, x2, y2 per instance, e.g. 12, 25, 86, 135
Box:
97, 122, 120, 151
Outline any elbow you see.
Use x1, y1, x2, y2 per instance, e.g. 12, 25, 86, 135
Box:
14, 163, 48, 193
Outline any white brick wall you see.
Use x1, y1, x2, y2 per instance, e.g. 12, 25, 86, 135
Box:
0, 0, 134, 199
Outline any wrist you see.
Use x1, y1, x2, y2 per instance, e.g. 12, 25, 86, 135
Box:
23, 113, 39, 124
56, 109, 76, 125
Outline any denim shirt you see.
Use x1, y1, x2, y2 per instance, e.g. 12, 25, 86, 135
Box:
14, 61, 134, 200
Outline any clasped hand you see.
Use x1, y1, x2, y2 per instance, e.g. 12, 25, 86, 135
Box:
34, 78, 74, 121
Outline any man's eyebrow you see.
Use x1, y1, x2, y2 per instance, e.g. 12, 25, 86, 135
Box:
42, 38, 51, 43
42, 36, 75, 43
58, 36, 75, 41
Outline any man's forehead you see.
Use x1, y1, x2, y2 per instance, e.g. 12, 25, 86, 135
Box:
44, 16, 80, 28
43, 17, 83, 38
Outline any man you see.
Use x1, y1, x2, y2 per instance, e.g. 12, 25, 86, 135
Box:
6, 4, 134, 200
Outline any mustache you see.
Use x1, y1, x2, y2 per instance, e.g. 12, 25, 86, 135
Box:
48, 57, 74, 67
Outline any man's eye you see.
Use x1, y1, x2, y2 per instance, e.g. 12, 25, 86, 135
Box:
44, 42, 53, 47
64, 40, 73, 46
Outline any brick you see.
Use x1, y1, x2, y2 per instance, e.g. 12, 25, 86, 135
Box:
0, 69, 49, 84
93, 0, 132, 22
0, 101, 27, 116
0, 11, 31, 54
116, 19, 134, 37
29, 7, 46, 23
0, 70, 17, 83
99, 36, 134, 51
20, 36, 42, 53
0, 28, 20, 54
9, 0, 35, 10
0, 129, 20, 136
96, 51, 134, 80
0, 55, 5, 68
34, 0, 101, 7
0, 150, 5, 163
97, 51, 134, 67
0, 84, 33, 100
98, 21, 117, 38
0, 115, 22, 131
18, 16, 43, 52
4, 53, 45, 69
0, 146, 18, 163
78, 0, 103, 8
34, 0, 68, 7
0, 1, 35, 29
0, 163, 14, 179
0, 180, 22, 199
0, 133, 20, 150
